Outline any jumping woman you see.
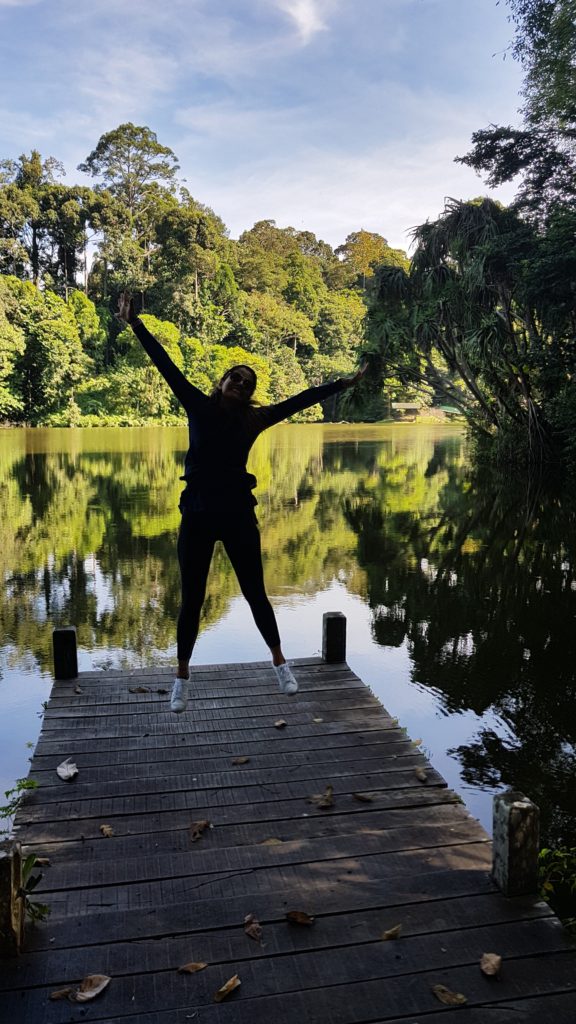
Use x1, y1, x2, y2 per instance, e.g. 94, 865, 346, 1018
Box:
117, 292, 367, 713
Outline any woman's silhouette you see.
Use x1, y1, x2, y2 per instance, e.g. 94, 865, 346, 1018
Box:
118, 292, 367, 712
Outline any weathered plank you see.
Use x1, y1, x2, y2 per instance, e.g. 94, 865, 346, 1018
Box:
3, 947, 574, 1024
34, 819, 489, 894
29, 735, 417, 778
26, 841, 494, 920
32, 716, 397, 757
0, 893, 555, 990
31, 752, 432, 802
17, 786, 459, 846
29, 727, 410, 770
17, 766, 447, 825
16, 802, 477, 865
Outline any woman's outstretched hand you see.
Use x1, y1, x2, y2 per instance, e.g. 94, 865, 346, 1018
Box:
117, 291, 136, 324
343, 360, 369, 388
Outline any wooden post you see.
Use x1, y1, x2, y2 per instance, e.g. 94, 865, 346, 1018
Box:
53, 626, 78, 680
0, 840, 24, 955
492, 790, 540, 896
322, 612, 346, 663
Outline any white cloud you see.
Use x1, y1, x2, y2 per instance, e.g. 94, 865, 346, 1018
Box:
74, 45, 179, 119
0, 0, 41, 6
174, 99, 309, 141
186, 134, 517, 250
275, 0, 329, 43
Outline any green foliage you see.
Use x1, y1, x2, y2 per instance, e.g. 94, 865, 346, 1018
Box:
335, 230, 410, 289
68, 290, 107, 368
539, 846, 576, 933
6, 277, 89, 424
0, 777, 50, 919
364, 196, 576, 461
20, 853, 50, 922
0, 778, 38, 834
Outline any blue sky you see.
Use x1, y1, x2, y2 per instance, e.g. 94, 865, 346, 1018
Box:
0, 0, 524, 250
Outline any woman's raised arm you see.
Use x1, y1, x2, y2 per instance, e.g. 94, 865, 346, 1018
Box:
117, 292, 206, 411
258, 361, 368, 429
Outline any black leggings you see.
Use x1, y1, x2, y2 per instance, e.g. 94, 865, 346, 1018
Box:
176, 509, 281, 661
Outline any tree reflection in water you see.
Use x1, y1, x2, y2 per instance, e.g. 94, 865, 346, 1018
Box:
346, 450, 576, 848
1, 425, 575, 847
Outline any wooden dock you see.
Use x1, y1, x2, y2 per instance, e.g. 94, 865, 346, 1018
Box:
1, 652, 574, 1022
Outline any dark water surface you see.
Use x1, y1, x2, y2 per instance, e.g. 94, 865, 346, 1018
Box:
1, 424, 575, 846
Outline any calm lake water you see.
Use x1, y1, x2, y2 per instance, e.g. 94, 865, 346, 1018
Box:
1, 423, 575, 847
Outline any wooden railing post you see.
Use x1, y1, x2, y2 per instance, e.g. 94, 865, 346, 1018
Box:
0, 840, 24, 955
492, 791, 540, 896
53, 626, 78, 680
322, 612, 346, 664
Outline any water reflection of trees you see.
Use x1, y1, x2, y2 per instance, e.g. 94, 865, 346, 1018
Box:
0, 426, 363, 673
346, 453, 576, 846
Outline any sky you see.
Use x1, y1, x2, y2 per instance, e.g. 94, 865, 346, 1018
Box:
0, 0, 524, 251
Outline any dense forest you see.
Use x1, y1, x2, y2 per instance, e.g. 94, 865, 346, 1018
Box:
0, 0, 575, 467
0, 128, 409, 428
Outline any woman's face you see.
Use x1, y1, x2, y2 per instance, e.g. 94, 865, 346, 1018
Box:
220, 368, 256, 403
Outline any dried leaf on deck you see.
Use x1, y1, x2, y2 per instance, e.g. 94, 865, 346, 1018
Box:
414, 766, 427, 783
231, 756, 250, 765
317, 784, 334, 809
56, 758, 78, 781
274, 719, 287, 729
99, 824, 114, 838
74, 686, 83, 695
432, 984, 467, 1006
74, 974, 111, 1002
382, 924, 402, 941
412, 738, 422, 746
214, 974, 241, 1002
480, 952, 502, 977
178, 961, 208, 974
49, 987, 73, 1001
352, 792, 374, 803
260, 837, 283, 846
129, 686, 150, 694
313, 717, 323, 723
286, 911, 315, 926
35, 857, 51, 867
244, 913, 263, 941
190, 820, 211, 843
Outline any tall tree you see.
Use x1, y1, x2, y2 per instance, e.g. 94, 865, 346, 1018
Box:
78, 123, 179, 218
364, 197, 576, 459
457, 0, 576, 216
9, 278, 89, 423
0, 151, 62, 285
79, 124, 180, 296
335, 230, 409, 289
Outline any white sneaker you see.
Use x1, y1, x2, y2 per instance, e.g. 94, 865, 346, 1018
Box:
170, 677, 189, 713
274, 663, 298, 695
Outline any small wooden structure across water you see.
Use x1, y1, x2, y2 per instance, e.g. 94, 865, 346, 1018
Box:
1, 624, 574, 1022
